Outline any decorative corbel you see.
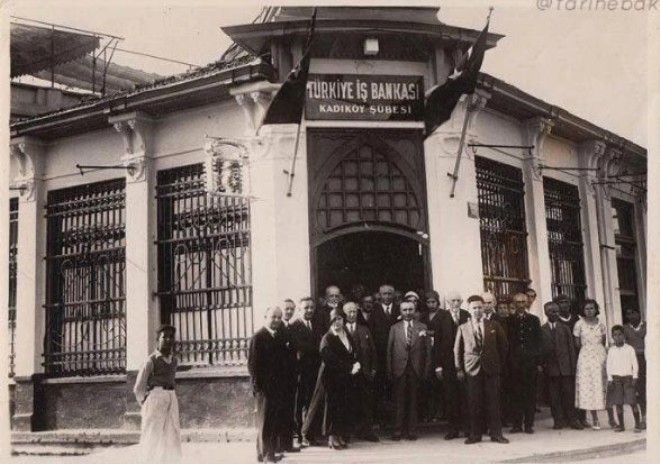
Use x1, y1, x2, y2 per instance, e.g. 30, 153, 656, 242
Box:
597, 145, 623, 200
108, 111, 154, 182
523, 117, 554, 180
9, 137, 45, 202
578, 139, 606, 194
235, 94, 257, 133
230, 81, 281, 136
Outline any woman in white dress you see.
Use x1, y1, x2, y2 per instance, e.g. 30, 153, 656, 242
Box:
573, 299, 607, 430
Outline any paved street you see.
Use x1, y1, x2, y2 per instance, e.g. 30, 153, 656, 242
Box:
8, 412, 646, 464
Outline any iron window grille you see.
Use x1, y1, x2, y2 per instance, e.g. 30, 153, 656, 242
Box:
44, 179, 127, 376
612, 198, 639, 314
475, 156, 530, 299
9, 198, 18, 377
156, 163, 253, 367
543, 177, 587, 314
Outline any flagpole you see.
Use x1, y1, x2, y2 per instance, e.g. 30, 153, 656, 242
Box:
285, 123, 303, 197
448, 101, 473, 198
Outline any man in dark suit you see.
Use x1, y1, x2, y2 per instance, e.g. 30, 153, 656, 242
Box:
434, 291, 471, 439
506, 293, 543, 434
455, 295, 509, 444
314, 285, 343, 336
387, 301, 431, 441
482, 292, 506, 326
379, 284, 400, 326
278, 299, 299, 453
288, 297, 323, 447
482, 291, 509, 427
344, 302, 379, 442
554, 294, 579, 331
540, 301, 583, 430
248, 307, 290, 463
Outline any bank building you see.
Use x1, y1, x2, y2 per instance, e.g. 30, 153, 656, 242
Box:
7, 7, 646, 434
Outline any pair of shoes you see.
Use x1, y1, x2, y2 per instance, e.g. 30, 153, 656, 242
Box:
464, 436, 482, 445
444, 430, 459, 440
524, 427, 534, 435
299, 437, 310, 448
640, 420, 647, 430
328, 436, 344, 450
263, 454, 281, 463
569, 421, 584, 430
337, 436, 348, 448
406, 434, 418, 441
361, 434, 380, 442
609, 419, 618, 429
591, 422, 601, 431
491, 436, 510, 444
614, 426, 625, 432
509, 427, 523, 434
633, 427, 642, 433
391, 434, 402, 441
552, 423, 564, 430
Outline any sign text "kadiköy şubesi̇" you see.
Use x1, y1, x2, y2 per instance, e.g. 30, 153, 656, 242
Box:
305, 74, 424, 121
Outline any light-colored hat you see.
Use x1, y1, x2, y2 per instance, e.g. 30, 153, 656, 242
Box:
405, 291, 420, 301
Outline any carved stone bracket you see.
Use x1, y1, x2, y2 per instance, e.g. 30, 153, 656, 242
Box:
9, 137, 45, 202
578, 139, 606, 194
108, 111, 154, 182
523, 117, 554, 180
597, 145, 623, 200
230, 81, 281, 135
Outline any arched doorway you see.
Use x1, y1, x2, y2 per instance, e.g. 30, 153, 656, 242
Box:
307, 128, 430, 297
316, 231, 426, 297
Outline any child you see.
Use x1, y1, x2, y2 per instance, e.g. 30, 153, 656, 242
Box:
606, 325, 641, 433
133, 325, 182, 463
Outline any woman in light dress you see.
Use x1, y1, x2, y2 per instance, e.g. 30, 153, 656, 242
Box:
573, 299, 607, 429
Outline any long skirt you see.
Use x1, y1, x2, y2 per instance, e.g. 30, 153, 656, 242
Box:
140, 388, 182, 464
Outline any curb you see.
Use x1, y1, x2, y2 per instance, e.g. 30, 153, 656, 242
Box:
499, 438, 645, 463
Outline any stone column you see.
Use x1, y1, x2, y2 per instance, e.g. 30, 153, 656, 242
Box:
578, 139, 607, 307
108, 111, 157, 429
595, 145, 624, 328
521, 117, 554, 318
230, 82, 312, 323
424, 91, 489, 301
9, 136, 46, 431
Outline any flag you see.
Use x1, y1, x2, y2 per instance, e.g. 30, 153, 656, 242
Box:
424, 18, 489, 137
260, 8, 317, 127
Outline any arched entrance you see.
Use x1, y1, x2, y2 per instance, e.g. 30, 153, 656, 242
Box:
316, 231, 426, 298
307, 128, 430, 297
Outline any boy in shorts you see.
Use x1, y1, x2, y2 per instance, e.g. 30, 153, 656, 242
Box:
606, 325, 641, 433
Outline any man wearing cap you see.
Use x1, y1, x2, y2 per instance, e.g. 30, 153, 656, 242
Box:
248, 307, 290, 463
554, 294, 578, 331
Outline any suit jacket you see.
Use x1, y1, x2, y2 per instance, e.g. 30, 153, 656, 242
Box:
358, 309, 389, 371
349, 323, 377, 381
288, 319, 322, 376
540, 321, 577, 377
313, 304, 336, 336
506, 312, 542, 369
248, 327, 290, 396
379, 302, 401, 326
387, 320, 431, 380
432, 309, 470, 372
454, 319, 508, 377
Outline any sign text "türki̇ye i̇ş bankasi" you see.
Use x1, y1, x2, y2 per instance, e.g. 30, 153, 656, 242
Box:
305, 74, 424, 121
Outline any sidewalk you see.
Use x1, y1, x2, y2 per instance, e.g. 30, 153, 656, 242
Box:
9, 412, 646, 464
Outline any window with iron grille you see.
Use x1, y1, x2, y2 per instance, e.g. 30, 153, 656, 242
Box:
612, 198, 639, 315
9, 198, 18, 377
156, 164, 253, 366
475, 156, 530, 299
45, 179, 126, 376
543, 177, 587, 314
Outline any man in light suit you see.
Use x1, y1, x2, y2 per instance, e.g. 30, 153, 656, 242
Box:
344, 302, 379, 442
387, 301, 431, 441
540, 301, 582, 430
455, 295, 509, 445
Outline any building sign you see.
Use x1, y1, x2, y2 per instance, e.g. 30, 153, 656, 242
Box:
305, 74, 424, 121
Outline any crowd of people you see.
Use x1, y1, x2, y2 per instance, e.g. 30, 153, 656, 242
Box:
247, 284, 647, 464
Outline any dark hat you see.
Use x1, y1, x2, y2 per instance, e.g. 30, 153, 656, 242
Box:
329, 308, 345, 323
156, 324, 176, 335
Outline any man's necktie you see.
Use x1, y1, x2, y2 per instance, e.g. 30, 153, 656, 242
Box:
475, 324, 482, 348
406, 322, 413, 347
307, 320, 312, 331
